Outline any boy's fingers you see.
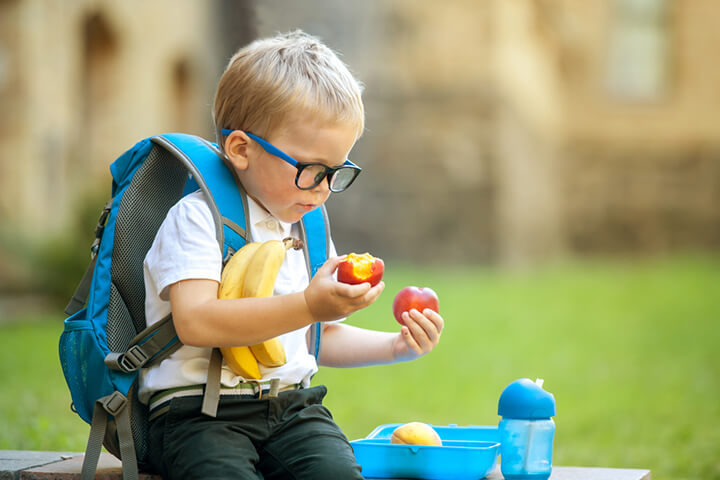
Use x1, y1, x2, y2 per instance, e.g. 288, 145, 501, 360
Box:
335, 279, 384, 300
406, 308, 443, 338
404, 310, 433, 349
420, 309, 444, 335
318, 255, 346, 276
406, 309, 441, 344
364, 281, 385, 303
400, 325, 423, 355
334, 281, 372, 299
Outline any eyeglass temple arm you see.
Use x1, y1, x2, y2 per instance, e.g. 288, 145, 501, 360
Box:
222, 129, 298, 167
222, 129, 359, 170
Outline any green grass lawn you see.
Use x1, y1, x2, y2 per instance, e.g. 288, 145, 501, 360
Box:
1, 254, 719, 479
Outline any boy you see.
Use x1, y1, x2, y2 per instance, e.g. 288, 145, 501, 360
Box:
140, 30, 444, 479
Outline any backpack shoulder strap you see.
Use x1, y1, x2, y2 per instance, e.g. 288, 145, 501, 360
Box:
299, 205, 331, 361
300, 205, 330, 278
150, 134, 250, 418
151, 134, 251, 254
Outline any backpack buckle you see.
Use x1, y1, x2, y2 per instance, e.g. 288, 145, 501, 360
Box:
101, 391, 127, 417
90, 200, 113, 259
95, 200, 113, 236
119, 345, 149, 372
90, 239, 101, 259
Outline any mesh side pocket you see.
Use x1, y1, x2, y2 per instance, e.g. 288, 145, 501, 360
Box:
59, 309, 115, 424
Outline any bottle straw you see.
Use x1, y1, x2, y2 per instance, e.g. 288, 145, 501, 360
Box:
524, 421, 534, 472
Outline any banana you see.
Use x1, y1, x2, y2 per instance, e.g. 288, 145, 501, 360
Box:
219, 242, 262, 299
218, 237, 302, 377
242, 238, 301, 298
248, 338, 286, 367
219, 241, 264, 379
221, 343, 261, 379
243, 238, 302, 366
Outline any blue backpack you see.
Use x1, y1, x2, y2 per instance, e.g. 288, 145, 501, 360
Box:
59, 133, 329, 480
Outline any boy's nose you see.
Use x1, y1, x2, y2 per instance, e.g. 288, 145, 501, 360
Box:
311, 178, 331, 195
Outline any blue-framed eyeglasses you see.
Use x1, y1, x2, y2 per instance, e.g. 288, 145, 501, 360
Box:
221, 129, 361, 192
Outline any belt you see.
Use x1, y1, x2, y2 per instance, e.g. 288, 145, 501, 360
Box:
148, 380, 303, 421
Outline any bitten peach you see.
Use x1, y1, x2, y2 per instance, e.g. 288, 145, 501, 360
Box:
337, 253, 384, 287
390, 422, 443, 446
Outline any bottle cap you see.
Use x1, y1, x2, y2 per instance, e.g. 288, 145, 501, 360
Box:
498, 378, 556, 419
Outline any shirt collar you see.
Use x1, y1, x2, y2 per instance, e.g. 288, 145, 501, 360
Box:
246, 196, 292, 237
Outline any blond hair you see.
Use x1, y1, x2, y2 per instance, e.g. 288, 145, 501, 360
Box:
213, 30, 364, 148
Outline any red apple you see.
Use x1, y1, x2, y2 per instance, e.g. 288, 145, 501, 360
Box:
337, 253, 384, 287
393, 286, 439, 325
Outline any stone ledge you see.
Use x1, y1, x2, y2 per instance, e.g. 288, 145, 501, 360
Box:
0, 451, 160, 480
2, 450, 651, 480
0, 451, 78, 480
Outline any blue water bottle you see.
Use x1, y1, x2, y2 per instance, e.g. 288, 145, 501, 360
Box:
498, 378, 556, 480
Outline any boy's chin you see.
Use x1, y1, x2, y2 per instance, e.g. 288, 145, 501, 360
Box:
273, 210, 307, 225
289, 203, 319, 221
265, 203, 320, 225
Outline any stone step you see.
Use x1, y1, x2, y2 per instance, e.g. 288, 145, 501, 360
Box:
0, 450, 160, 480
2, 450, 651, 479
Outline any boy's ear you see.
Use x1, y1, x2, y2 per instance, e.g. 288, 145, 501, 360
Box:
223, 131, 251, 170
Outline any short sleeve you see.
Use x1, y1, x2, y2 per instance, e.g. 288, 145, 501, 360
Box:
144, 193, 223, 300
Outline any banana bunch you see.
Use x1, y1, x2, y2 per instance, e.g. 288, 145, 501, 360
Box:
219, 237, 303, 378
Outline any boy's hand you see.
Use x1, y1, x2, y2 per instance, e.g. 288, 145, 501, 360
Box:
392, 308, 444, 362
304, 255, 385, 322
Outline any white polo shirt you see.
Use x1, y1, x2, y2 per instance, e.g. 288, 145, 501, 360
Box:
138, 190, 334, 404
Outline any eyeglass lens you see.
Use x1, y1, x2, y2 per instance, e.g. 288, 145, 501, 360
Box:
330, 168, 357, 191
297, 165, 357, 191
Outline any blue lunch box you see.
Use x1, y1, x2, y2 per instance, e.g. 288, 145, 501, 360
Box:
350, 424, 500, 480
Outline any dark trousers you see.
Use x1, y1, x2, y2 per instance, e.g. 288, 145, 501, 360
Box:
147, 385, 364, 480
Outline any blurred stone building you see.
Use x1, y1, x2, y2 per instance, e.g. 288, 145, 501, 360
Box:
2, 0, 719, 268
258, 0, 720, 265
0, 0, 253, 235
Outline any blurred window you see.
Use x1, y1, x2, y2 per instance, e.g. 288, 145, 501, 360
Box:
80, 10, 118, 176
606, 0, 669, 101
171, 58, 193, 133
